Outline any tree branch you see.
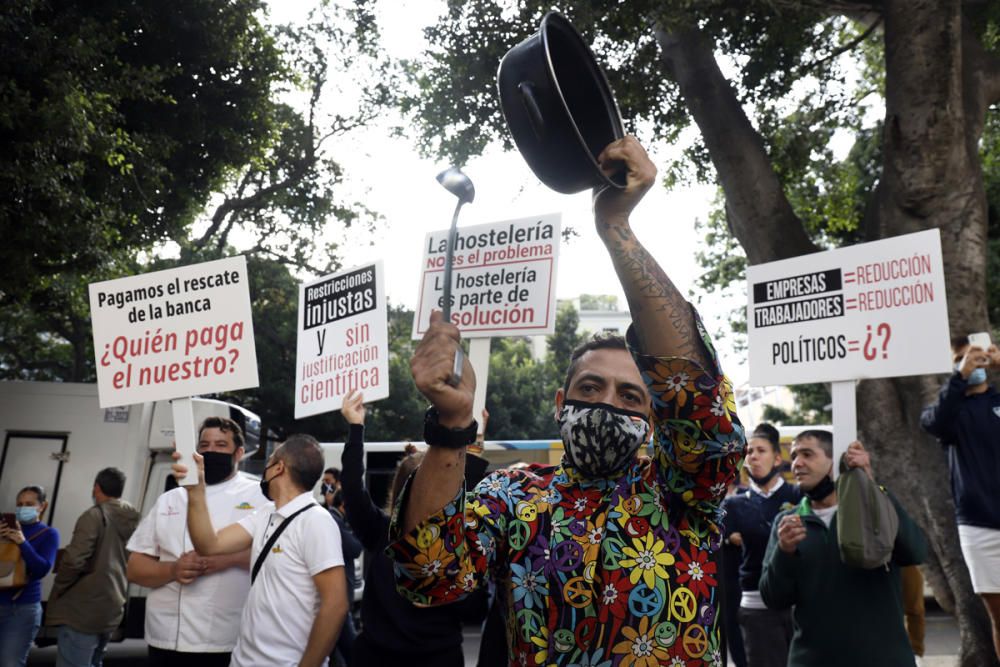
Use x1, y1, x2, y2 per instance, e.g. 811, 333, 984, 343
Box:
247, 245, 325, 275
195, 169, 254, 249
763, 0, 882, 15
962, 15, 1000, 142
800, 16, 883, 73
654, 24, 817, 264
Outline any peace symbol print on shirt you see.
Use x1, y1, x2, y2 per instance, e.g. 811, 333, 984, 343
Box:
391, 323, 745, 666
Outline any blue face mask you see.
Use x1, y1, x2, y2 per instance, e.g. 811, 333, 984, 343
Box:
15, 507, 38, 524
957, 363, 987, 386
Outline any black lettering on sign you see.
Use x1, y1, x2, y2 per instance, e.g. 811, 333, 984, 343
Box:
753, 294, 845, 328
752, 269, 842, 304
303, 265, 377, 330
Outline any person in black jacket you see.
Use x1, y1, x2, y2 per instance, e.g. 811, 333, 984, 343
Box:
339, 391, 486, 667
921, 335, 1000, 660
721, 423, 800, 667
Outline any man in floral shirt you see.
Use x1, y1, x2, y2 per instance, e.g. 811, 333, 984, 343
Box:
391, 137, 745, 666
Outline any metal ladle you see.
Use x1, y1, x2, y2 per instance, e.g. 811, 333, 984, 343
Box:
436, 167, 475, 386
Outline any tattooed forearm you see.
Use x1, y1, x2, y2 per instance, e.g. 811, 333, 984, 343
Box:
600, 224, 711, 367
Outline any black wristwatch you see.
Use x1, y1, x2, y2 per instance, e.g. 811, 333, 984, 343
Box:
423, 407, 478, 449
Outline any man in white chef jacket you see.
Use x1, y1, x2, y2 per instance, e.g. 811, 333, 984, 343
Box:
127, 417, 265, 667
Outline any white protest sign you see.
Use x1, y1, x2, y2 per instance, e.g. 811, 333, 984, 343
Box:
89, 256, 259, 409
412, 214, 561, 339
295, 261, 389, 419
746, 229, 951, 387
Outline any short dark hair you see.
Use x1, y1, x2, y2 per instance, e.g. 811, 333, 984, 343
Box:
17, 485, 46, 504
276, 434, 325, 491
951, 335, 970, 352
793, 429, 833, 458
324, 467, 341, 483
332, 489, 344, 508
198, 416, 245, 451
751, 423, 781, 454
563, 334, 629, 392
95, 468, 126, 498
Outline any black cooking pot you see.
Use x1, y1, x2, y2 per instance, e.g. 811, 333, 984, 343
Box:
498, 12, 626, 194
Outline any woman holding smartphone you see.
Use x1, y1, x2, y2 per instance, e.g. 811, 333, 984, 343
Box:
0, 486, 60, 667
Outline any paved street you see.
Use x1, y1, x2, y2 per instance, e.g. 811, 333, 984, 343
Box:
27, 626, 487, 666
28, 609, 960, 666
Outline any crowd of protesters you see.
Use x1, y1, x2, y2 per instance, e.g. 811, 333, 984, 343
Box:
1, 136, 997, 667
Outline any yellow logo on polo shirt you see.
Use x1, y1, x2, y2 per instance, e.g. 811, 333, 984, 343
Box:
271, 544, 283, 554
235, 502, 255, 510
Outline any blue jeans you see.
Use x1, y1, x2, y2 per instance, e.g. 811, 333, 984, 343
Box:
0, 602, 41, 667
55, 626, 109, 667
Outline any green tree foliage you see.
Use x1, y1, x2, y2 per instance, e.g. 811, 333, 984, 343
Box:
483, 337, 558, 440
545, 302, 587, 392
0, 2, 388, 383
762, 383, 832, 425
213, 255, 302, 442
981, 112, 1000, 329
0, 0, 284, 296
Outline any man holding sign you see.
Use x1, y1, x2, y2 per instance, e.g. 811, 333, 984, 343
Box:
172, 434, 348, 667
389, 138, 745, 666
126, 418, 264, 667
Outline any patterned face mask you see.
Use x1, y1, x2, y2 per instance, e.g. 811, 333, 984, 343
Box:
558, 399, 650, 478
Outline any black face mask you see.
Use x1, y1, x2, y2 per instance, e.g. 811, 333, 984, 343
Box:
259, 462, 281, 501
749, 467, 779, 488
202, 451, 236, 485
805, 475, 836, 501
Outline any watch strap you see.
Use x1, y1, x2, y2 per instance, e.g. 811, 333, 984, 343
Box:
424, 407, 478, 449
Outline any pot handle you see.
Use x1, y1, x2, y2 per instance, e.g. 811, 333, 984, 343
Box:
518, 82, 546, 141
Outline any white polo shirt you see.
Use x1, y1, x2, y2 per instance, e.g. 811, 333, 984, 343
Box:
126, 473, 266, 652
230, 491, 343, 667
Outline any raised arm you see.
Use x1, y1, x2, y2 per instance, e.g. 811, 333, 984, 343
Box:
340, 391, 390, 549
920, 373, 969, 442
173, 453, 252, 556
594, 137, 710, 367
595, 139, 744, 514
402, 311, 476, 534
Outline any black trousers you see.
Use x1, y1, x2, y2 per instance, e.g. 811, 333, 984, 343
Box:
349, 632, 463, 667
147, 646, 232, 667
739, 605, 793, 667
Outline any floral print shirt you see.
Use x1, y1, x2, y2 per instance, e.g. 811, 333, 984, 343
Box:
389, 323, 745, 666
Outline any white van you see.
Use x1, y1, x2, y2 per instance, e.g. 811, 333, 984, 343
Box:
0, 381, 263, 641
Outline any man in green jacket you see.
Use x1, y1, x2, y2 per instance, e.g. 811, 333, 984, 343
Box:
46, 467, 141, 667
759, 431, 927, 667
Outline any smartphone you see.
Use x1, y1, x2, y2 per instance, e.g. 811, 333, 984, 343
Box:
0, 513, 16, 530
969, 332, 992, 351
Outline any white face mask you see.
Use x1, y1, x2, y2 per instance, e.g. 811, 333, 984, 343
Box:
558, 400, 649, 478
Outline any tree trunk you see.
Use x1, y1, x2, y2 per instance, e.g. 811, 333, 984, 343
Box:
865, 1, 998, 664
655, 25, 816, 263
656, 1, 1000, 663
